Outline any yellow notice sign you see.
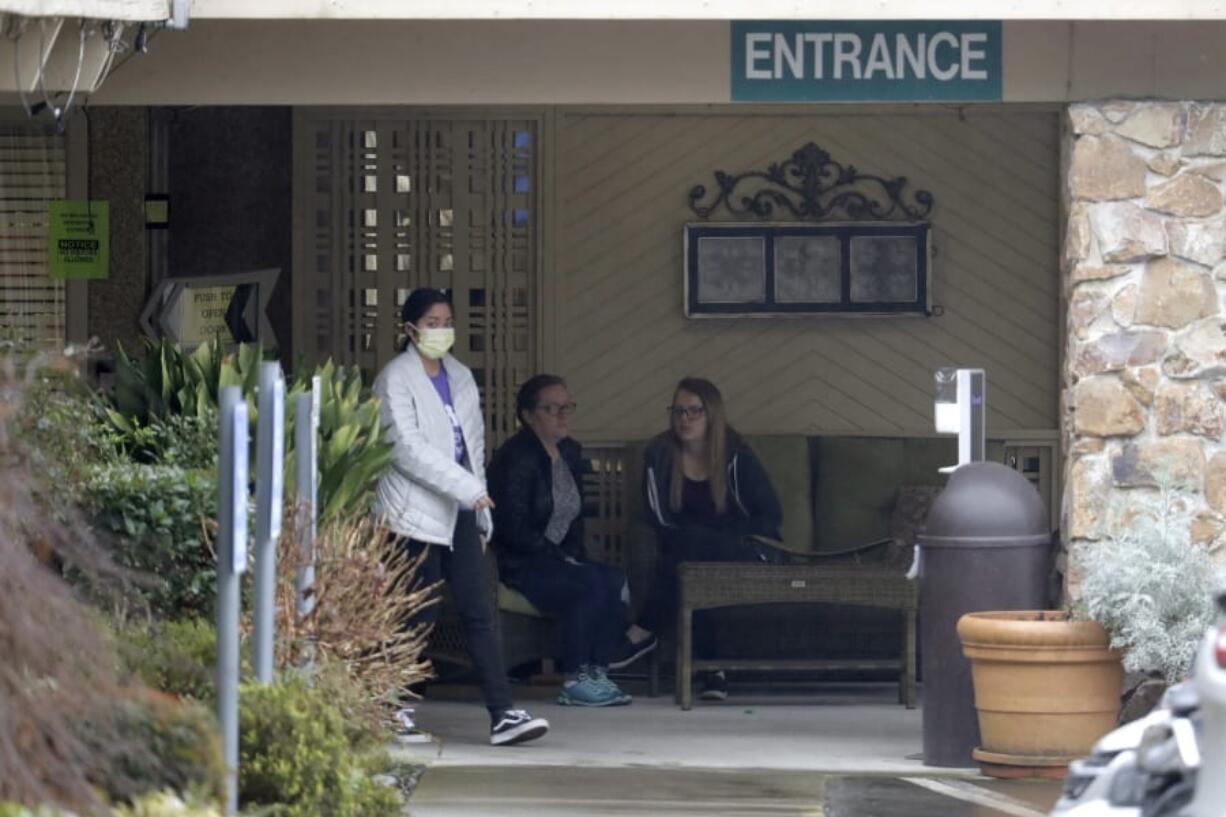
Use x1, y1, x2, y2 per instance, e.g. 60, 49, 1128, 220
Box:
49, 201, 109, 279
177, 286, 236, 346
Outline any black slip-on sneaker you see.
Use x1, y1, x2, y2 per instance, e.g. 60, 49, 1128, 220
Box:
490, 709, 550, 746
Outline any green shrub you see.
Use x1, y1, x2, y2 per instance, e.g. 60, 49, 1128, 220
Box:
83, 691, 225, 809
104, 339, 391, 526
112, 792, 221, 817
1077, 485, 1226, 682
0, 792, 224, 817
108, 341, 245, 428
19, 370, 116, 504
337, 775, 402, 817
117, 619, 218, 703
238, 678, 401, 817
82, 464, 217, 619
308, 663, 394, 756
110, 411, 219, 470
290, 360, 392, 524
0, 806, 78, 817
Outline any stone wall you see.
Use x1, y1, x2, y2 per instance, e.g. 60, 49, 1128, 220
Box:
1063, 101, 1226, 590
86, 107, 149, 352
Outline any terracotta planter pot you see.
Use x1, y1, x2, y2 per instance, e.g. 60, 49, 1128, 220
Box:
957, 610, 1124, 769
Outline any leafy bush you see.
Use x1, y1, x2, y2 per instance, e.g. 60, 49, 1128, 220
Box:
19, 369, 116, 503
113, 792, 221, 817
0, 357, 138, 812
104, 340, 391, 525
109, 411, 218, 470
0, 806, 77, 817
289, 361, 392, 524
1076, 487, 1226, 683
107, 341, 252, 429
0, 792, 223, 817
237, 678, 402, 817
82, 464, 217, 619
116, 619, 218, 703
84, 690, 226, 809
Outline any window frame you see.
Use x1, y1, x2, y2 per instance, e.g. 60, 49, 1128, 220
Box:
683, 221, 932, 318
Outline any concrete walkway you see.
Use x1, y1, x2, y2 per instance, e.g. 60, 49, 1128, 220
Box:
401, 683, 934, 773
393, 684, 1064, 816
409, 767, 1062, 817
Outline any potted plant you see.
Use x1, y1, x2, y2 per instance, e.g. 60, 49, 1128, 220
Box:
958, 485, 1226, 774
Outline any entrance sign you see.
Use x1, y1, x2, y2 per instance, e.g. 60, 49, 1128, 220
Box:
48, 200, 109, 279
731, 21, 1002, 102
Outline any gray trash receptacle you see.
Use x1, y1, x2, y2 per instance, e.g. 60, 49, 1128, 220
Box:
919, 461, 1052, 767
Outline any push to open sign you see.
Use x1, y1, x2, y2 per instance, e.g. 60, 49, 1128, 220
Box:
732, 21, 1002, 102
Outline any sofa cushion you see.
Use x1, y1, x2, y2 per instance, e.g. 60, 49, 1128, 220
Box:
742, 434, 813, 554
882, 485, 944, 569
810, 436, 1006, 552
498, 582, 547, 617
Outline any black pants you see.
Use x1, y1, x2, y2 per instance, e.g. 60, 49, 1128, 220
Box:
638, 526, 775, 659
504, 555, 628, 673
404, 512, 514, 718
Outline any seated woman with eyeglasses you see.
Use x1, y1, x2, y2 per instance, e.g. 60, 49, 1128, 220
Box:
638, 376, 784, 702
488, 374, 657, 707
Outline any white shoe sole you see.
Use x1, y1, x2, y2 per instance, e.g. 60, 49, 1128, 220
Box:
394, 732, 433, 745
490, 719, 549, 746
608, 638, 659, 670
556, 693, 631, 707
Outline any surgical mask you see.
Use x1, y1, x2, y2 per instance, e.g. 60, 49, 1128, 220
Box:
411, 326, 455, 360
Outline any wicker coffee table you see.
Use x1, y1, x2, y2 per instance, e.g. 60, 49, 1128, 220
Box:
675, 562, 918, 710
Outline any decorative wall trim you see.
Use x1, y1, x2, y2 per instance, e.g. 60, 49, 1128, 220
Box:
688, 141, 935, 222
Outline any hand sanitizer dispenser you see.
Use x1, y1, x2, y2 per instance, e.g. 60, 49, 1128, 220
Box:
934, 367, 986, 473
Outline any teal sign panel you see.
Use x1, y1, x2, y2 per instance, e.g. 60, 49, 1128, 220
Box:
731, 21, 1002, 102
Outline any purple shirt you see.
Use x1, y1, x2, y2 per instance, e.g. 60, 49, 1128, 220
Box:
427, 367, 467, 464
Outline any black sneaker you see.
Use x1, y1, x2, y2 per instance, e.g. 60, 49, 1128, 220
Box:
699, 670, 728, 702
608, 634, 659, 670
389, 707, 432, 745
490, 709, 549, 746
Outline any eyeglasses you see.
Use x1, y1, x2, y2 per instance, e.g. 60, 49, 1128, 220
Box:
537, 402, 578, 417
669, 405, 706, 420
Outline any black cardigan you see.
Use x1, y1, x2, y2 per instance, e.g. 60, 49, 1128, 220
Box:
487, 427, 586, 577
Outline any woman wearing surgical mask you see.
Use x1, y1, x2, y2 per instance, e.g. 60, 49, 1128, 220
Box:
373, 288, 549, 747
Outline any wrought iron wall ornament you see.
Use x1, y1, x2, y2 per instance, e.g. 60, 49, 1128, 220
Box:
688, 142, 935, 222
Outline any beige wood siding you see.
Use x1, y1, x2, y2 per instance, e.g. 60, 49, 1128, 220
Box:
551, 107, 1060, 442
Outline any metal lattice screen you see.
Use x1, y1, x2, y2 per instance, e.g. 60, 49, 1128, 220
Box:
294, 112, 538, 450
0, 124, 65, 348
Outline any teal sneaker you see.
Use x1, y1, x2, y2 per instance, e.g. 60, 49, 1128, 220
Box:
557, 671, 627, 707
590, 666, 633, 705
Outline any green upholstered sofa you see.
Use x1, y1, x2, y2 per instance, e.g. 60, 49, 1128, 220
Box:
428, 433, 1021, 684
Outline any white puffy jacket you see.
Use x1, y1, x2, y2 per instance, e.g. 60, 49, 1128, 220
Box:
371, 348, 493, 546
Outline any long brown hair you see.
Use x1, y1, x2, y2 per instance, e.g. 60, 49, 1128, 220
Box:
668, 377, 732, 515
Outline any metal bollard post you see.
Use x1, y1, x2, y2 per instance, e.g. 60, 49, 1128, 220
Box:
253, 362, 285, 685
216, 386, 248, 816
293, 377, 319, 623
